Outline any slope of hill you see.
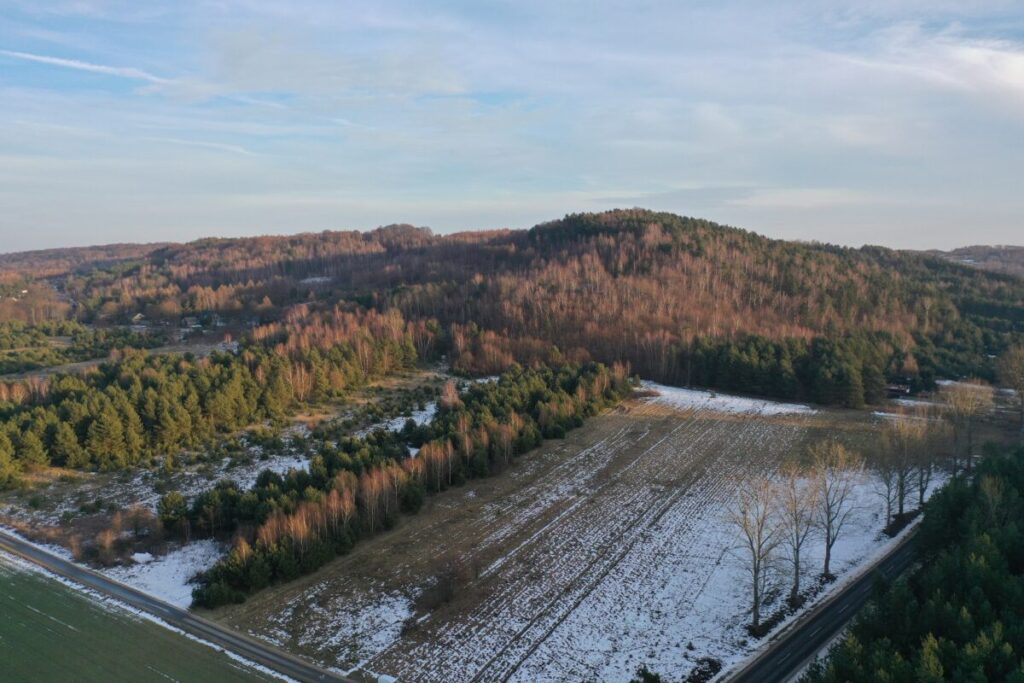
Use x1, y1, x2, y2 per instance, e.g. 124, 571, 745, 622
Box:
929, 245, 1024, 278
0, 243, 169, 279
2, 209, 1023, 406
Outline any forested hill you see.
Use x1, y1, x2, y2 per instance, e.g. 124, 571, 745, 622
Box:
3, 209, 1024, 407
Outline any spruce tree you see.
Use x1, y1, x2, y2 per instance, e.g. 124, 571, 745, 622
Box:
52, 422, 86, 468
86, 407, 126, 470
18, 431, 48, 470
0, 433, 19, 488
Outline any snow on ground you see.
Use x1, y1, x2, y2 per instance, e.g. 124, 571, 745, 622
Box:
505, 468, 948, 683
338, 397, 949, 683
893, 397, 939, 408
1, 523, 224, 609
258, 581, 414, 675
104, 539, 224, 608
356, 402, 437, 437
641, 381, 817, 416
221, 452, 309, 492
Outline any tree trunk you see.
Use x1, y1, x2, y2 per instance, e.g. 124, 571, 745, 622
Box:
966, 420, 974, 475
790, 548, 800, 606
823, 534, 832, 578
752, 573, 761, 630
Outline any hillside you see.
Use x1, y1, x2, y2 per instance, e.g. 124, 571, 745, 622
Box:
2, 209, 1023, 406
929, 245, 1024, 278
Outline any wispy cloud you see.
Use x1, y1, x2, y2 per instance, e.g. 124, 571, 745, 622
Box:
0, 48, 169, 84
2, 2, 1024, 251
728, 188, 877, 210
140, 136, 259, 157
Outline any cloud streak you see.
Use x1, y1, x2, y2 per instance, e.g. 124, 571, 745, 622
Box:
1, 2, 1023, 251
0, 49, 170, 84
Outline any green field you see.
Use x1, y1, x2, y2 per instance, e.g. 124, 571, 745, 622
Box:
0, 554, 274, 682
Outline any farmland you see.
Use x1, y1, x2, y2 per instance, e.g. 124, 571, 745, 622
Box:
0, 551, 280, 682
214, 385, 900, 682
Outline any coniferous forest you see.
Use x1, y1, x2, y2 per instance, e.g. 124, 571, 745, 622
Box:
802, 445, 1024, 683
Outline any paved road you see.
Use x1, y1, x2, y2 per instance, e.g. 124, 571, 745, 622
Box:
0, 530, 351, 683
725, 530, 919, 683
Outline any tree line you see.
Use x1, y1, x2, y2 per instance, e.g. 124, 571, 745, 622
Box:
187, 362, 632, 607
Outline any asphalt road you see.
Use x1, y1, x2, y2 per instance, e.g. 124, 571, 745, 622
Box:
725, 530, 919, 683
0, 530, 351, 683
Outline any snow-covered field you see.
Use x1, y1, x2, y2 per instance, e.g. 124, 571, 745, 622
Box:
220, 390, 926, 683
642, 381, 818, 416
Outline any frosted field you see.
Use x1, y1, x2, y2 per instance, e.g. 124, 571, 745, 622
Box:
217, 385, 923, 683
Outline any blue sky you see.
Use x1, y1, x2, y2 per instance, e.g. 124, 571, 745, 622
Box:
1, 1, 1023, 252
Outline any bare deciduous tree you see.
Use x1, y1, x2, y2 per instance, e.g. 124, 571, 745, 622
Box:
729, 475, 781, 631
916, 410, 949, 507
940, 380, 994, 475
996, 346, 1024, 434
811, 441, 863, 579
874, 441, 899, 528
884, 414, 928, 518
774, 462, 818, 607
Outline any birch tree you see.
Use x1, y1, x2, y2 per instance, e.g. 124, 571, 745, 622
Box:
996, 346, 1024, 433
730, 475, 781, 630
940, 380, 994, 475
811, 441, 863, 579
774, 462, 818, 607
884, 415, 927, 518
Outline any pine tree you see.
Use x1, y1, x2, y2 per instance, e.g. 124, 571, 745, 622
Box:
52, 422, 86, 468
0, 433, 19, 488
18, 431, 48, 470
86, 407, 126, 470
917, 634, 944, 682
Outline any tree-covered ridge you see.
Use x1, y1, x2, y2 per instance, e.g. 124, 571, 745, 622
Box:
1, 209, 1022, 408
802, 445, 1024, 683
187, 362, 632, 607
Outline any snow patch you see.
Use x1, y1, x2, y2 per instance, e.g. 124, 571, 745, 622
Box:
104, 540, 223, 609
640, 381, 817, 416
357, 402, 437, 437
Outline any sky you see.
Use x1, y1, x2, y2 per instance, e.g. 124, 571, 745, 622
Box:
1, 1, 1023, 253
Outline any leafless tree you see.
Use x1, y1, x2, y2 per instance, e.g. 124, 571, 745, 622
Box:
811, 441, 863, 579
873, 441, 899, 528
729, 475, 781, 631
997, 346, 1024, 434
916, 410, 949, 507
940, 380, 994, 475
774, 462, 818, 607
884, 415, 928, 518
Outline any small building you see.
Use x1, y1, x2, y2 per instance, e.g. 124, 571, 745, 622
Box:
886, 383, 912, 398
